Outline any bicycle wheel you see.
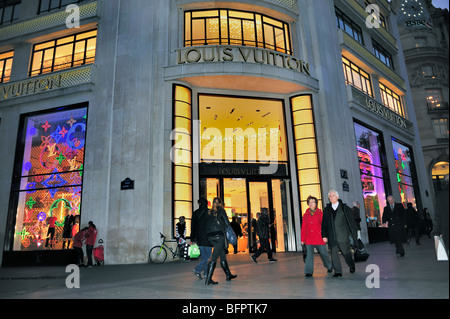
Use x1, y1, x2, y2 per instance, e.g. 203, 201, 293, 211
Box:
149, 246, 167, 263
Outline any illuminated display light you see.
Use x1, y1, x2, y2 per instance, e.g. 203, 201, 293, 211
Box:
11, 106, 87, 251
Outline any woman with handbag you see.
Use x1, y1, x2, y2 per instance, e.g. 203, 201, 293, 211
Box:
204, 197, 237, 285
301, 195, 333, 277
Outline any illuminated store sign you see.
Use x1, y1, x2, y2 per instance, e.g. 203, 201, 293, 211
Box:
177, 46, 310, 76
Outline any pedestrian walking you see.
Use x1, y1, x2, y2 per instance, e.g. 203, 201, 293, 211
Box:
301, 195, 332, 277
251, 208, 277, 264
73, 227, 88, 266
382, 196, 407, 257
406, 202, 421, 245
322, 190, 358, 277
84, 221, 98, 267
423, 208, 433, 238
176, 216, 187, 259
191, 197, 213, 280
230, 216, 243, 254
204, 197, 237, 285
352, 201, 362, 240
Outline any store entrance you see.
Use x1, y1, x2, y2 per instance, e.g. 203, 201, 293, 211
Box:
200, 176, 292, 253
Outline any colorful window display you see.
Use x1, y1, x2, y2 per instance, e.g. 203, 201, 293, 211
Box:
10, 106, 87, 251
391, 139, 418, 209
353, 122, 390, 227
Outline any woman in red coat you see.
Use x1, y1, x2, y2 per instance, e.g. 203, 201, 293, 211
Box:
301, 195, 333, 277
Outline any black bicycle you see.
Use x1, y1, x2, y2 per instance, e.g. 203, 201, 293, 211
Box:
148, 232, 181, 263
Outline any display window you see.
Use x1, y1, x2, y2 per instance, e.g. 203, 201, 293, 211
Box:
7, 105, 87, 251
353, 121, 391, 227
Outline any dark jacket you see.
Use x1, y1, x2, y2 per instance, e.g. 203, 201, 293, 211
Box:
206, 208, 230, 237
191, 204, 212, 247
256, 213, 270, 239
383, 203, 407, 243
321, 199, 358, 247
406, 206, 421, 228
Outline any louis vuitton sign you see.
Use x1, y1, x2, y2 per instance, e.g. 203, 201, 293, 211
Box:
177, 46, 310, 76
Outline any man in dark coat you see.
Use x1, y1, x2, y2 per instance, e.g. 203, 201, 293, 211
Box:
322, 190, 358, 277
251, 208, 277, 263
191, 197, 212, 280
382, 195, 407, 257
406, 202, 421, 245
230, 216, 243, 254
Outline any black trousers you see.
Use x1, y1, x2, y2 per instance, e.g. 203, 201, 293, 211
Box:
253, 238, 272, 259
208, 234, 226, 264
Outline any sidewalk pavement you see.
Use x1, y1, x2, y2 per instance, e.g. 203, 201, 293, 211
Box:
0, 237, 448, 299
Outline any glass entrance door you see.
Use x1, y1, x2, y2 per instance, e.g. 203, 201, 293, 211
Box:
200, 177, 293, 253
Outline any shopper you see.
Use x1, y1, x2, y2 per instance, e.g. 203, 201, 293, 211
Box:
251, 208, 277, 263
301, 195, 332, 277
205, 197, 237, 285
84, 221, 97, 267
191, 197, 213, 280
322, 190, 358, 277
382, 196, 407, 257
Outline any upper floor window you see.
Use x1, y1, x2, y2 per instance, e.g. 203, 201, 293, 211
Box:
432, 118, 449, 139
38, 0, 89, 14
0, 0, 20, 25
421, 63, 436, 78
0, 50, 14, 83
372, 40, 394, 69
184, 9, 292, 55
379, 83, 404, 117
335, 7, 364, 45
426, 89, 444, 110
29, 29, 97, 77
342, 57, 373, 97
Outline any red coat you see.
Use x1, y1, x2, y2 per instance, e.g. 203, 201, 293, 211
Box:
301, 208, 326, 245
84, 226, 97, 246
73, 230, 85, 248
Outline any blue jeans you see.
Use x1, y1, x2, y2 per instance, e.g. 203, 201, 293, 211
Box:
193, 246, 212, 275
305, 244, 332, 275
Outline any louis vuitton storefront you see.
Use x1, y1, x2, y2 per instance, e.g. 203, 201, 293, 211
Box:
0, 0, 434, 265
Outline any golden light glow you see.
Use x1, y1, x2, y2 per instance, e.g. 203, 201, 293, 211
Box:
291, 96, 322, 213
199, 95, 288, 163
173, 85, 193, 233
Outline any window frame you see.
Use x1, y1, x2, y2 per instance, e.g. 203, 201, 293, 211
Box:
342, 57, 373, 97
0, 0, 20, 25
372, 39, 394, 70
29, 28, 97, 77
335, 6, 364, 45
379, 83, 404, 117
0, 50, 14, 83
184, 8, 292, 56
37, 0, 88, 14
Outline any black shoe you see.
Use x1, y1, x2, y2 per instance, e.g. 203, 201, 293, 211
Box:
250, 255, 257, 263
333, 273, 342, 277
192, 270, 202, 280
205, 262, 218, 285
305, 273, 313, 277
350, 267, 355, 273
269, 258, 277, 263
221, 260, 237, 282
327, 268, 333, 273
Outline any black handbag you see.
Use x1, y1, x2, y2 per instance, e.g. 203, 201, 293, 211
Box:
354, 239, 369, 262
301, 243, 307, 263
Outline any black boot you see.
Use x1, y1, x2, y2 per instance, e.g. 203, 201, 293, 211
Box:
221, 260, 237, 281
205, 261, 218, 285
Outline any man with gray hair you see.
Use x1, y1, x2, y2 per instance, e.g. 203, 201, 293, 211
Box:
322, 190, 358, 277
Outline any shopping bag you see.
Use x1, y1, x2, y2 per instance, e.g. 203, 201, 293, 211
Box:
354, 239, 369, 262
225, 225, 237, 246
188, 244, 201, 259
